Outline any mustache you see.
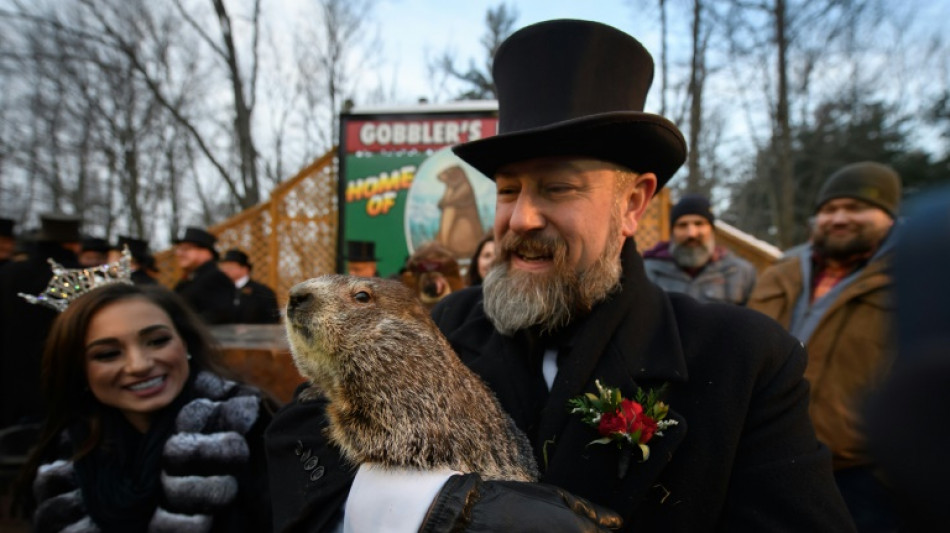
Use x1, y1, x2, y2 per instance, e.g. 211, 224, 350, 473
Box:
498, 232, 567, 258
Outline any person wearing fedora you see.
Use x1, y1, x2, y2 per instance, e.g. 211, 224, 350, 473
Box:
172, 226, 237, 325
642, 194, 757, 305
344, 240, 380, 277
0, 213, 82, 430
78, 236, 111, 267
749, 162, 903, 531
0, 217, 15, 267
108, 235, 159, 285
218, 248, 280, 324
265, 20, 854, 532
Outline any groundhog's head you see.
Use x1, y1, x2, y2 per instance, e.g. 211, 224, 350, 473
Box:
285, 274, 439, 398
437, 165, 467, 186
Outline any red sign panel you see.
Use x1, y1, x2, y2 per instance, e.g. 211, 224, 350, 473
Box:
344, 117, 498, 153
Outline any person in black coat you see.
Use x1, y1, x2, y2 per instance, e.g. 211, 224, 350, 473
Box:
172, 226, 236, 325
0, 213, 82, 429
0, 217, 15, 267
110, 235, 159, 285
218, 249, 281, 324
264, 19, 855, 532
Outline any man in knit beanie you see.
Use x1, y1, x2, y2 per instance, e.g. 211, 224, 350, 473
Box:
749, 161, 902, 532
643, 194, 757, 305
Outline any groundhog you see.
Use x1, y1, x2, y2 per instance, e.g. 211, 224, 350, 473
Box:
435, 165, 483, 258
285, 274, 538, 482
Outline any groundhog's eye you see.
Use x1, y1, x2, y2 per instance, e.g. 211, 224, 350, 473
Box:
353, 290, 372, 303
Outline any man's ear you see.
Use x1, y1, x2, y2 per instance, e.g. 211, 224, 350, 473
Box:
621, 173, 658, 237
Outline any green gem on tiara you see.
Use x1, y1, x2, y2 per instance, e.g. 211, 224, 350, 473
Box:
18, 246, 135, 313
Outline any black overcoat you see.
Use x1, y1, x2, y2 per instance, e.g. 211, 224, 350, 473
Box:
233, 279, 281, 324
264, 240, 856, 532
0, 244, 78, 427
174, 260, 237, 325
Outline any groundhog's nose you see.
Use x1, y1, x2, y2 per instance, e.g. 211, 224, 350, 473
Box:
286, 288, 314, 318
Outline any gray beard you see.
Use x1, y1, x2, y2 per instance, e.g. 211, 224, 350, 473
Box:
670, 240, 713, 269
482, 224, 624, 336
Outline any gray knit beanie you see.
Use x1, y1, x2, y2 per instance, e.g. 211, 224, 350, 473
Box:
815, 162, 902, 218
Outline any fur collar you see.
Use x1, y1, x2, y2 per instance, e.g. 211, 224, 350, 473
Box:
33, 372, 261, 533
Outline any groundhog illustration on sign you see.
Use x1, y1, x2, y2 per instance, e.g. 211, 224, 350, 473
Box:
435, 165, 483, 258
284, 274, 538, 482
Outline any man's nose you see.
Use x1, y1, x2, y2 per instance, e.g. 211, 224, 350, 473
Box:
508, 193, 545, 233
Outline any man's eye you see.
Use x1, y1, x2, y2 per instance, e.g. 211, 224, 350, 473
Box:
353, 291, 371, 303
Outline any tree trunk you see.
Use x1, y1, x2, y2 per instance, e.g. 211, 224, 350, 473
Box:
773, 0, 795, 248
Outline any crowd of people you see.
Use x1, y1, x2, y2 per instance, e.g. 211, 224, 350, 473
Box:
0, 16, 943, 533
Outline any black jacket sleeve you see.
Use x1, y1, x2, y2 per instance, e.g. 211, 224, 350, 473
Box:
264, 383, 354, 533
421, 473, 622, 532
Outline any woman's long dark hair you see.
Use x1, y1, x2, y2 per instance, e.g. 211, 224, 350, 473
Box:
466, 232, 495, 286
13, 283, 228, 513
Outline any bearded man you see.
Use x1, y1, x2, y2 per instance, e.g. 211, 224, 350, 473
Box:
643, 194, 756, 305
749, 161, 902, 532
265, 19, 854, 532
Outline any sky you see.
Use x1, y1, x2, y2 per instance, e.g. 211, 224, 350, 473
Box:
358, 0, 667, 108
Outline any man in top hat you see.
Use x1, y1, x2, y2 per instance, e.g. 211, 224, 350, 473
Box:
643, 194, 757, 305
110, 235, 158, 285
78, 236, 111, 267
265, 20, 853, 532
749, 162, 903, 531
0, 217, 15, 266
172, 226, 236, 324
344, 240, 379, 277
0, 213, 82, 428
218, 248, 280, 324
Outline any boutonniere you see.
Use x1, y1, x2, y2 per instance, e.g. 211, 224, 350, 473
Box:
568, 380, 678, 478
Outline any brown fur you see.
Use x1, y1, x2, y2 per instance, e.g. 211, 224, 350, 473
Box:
285, 275, 538, 481
435, 165, 483, 258
400, 242, 466, 309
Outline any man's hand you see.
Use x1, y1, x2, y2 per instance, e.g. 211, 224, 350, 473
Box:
420, 473, 623, 532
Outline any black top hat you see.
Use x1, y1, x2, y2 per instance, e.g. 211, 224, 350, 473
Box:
173, 226, 217, 252
37, 213, 81, 243
345, 240, 379, 262
220, 249, 251, 268
452, 19, 686, 190
0, 218, 14, 238
80, 237, 111, 253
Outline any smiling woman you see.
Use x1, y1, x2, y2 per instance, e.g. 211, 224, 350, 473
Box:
12, 284, 277, 533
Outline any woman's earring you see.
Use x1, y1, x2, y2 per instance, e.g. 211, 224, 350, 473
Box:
186, 353, 193, 361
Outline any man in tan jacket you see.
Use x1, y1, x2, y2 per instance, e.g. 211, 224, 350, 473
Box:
749, 161, 902, 533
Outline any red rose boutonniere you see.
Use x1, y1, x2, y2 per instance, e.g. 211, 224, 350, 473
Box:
568, 380, 678, 478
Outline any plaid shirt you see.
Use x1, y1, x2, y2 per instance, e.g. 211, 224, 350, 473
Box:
810, 250, 874, 302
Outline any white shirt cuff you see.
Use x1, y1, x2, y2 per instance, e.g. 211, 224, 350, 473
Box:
343, 464, 459, 533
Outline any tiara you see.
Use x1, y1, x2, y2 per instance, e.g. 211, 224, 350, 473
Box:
19, 246, 134, 312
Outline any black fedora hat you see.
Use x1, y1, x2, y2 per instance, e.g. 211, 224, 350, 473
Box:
114, 235, 150, 256
345, 240, 379, 262
220, 248, 251, 268
114, 235, 157, 270
80, 237, 111, 253
173, 226, 217, 252
452, 19, 686, 190
0, 217, 14, 238
37, 213, 81, 243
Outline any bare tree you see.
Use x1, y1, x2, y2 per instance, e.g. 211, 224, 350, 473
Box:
428, 2, 518, 101
294, 0, 381, 156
